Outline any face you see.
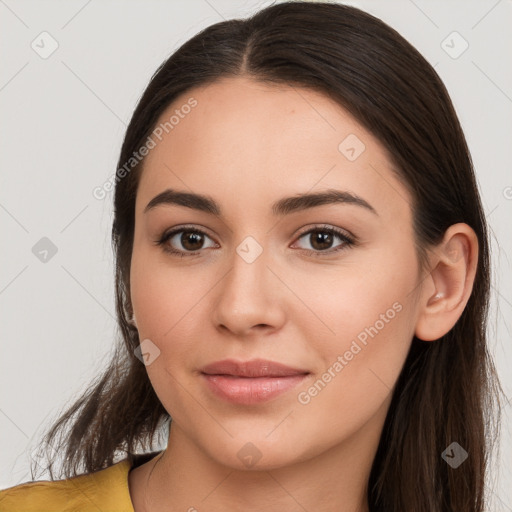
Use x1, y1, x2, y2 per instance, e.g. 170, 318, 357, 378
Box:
130, 76, 423, 470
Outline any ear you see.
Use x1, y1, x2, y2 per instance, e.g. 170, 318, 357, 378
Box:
415, 223, 479, 341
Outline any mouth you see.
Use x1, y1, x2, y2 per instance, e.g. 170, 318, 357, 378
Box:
200, 358, 310, 404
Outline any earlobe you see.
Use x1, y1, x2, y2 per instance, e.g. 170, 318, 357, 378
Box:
129, 313, 138, 328
415, 223, 478, 342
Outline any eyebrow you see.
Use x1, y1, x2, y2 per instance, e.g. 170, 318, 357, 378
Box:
144, 188, 377, 217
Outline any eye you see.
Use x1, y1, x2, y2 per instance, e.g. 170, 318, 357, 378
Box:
155, 226, 217, 257
291, 225, 355, 257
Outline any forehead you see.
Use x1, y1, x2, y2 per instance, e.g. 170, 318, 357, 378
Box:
136, 76, 412, 222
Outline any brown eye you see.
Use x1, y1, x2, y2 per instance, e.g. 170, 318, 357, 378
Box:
156, 227, 217, 257
308, 231, 334, 251
293, 225, 355, 257
179, 231, 205, 251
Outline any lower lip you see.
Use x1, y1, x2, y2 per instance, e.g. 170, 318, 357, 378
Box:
201, 374, 309, 405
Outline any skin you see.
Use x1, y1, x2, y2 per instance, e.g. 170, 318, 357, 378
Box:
127, 76, 478, 512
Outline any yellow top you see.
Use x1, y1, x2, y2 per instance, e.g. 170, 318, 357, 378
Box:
0, 452, 159, 512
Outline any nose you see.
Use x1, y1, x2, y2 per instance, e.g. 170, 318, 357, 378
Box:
212, 244, 286, 338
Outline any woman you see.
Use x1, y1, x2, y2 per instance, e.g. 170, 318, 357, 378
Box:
0, 1, 504, 511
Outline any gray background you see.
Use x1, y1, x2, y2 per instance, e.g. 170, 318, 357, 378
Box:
1, 0, 511, 508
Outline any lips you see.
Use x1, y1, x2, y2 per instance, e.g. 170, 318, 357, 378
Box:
200, 359, 310, 405
200, 358, 310, 378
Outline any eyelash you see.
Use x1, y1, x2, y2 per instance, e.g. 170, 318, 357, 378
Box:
155, 224, 356, 259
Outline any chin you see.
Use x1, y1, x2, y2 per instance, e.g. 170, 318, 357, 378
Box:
199, 430, 318, 472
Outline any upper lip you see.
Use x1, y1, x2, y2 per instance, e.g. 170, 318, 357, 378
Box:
200, 358, 310, 378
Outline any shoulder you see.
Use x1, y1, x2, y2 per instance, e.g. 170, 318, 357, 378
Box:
0, 458, 134, 512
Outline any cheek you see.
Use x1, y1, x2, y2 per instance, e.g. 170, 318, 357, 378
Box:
291, 298, 415, 453
130, 248, 210, 340
292, 246, 418, 413
130, 252, 205, 418
296, 246, 417, 355
129, 250, 223, 406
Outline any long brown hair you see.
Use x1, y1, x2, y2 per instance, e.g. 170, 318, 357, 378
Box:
31, 2, 503, 510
